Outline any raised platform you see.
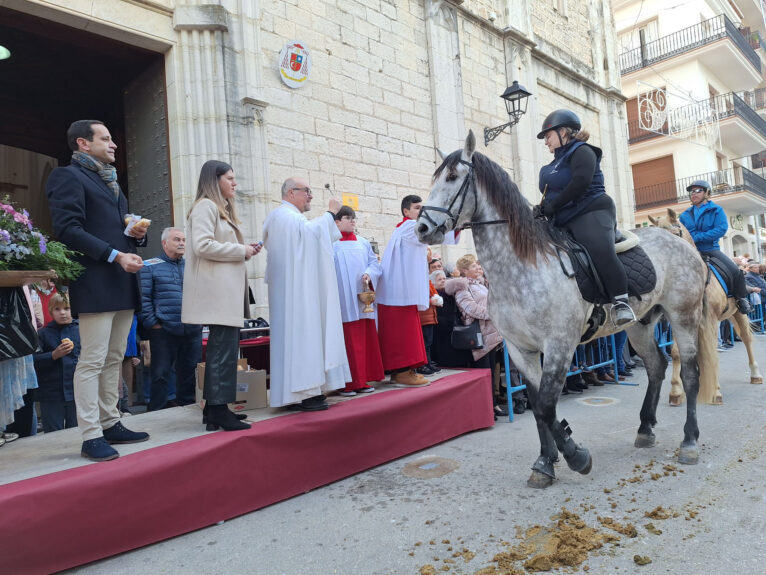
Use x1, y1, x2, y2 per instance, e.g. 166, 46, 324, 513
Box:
0, 369, 492, 574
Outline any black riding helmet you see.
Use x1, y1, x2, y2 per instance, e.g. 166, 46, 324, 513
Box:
686, 179, 711, 193
537, 109, 582, 139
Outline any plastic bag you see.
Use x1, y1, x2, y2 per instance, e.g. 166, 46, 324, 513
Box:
0, 287, 39, 360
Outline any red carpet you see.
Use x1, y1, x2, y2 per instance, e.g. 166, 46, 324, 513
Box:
0, 370, 492, 574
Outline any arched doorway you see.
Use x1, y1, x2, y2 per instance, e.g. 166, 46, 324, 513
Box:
0, 6, 172, 252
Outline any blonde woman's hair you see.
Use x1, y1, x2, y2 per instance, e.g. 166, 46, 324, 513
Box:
455, 254, 478, 273
189, 160, 240, 224
561, 127, 590, 143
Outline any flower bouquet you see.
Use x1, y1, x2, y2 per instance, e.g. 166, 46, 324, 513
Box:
0, 198, 83, 287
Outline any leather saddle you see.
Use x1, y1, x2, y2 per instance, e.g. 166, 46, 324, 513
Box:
702, 253, 733, 297
548, 225, 657, 340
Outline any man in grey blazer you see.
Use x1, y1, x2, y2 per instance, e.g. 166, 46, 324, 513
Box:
47, 119, 150, 462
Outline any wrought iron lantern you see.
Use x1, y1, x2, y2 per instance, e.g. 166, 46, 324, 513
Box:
484, 80, 532, 146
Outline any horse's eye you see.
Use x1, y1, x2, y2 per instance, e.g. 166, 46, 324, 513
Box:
446, 173, 457, 182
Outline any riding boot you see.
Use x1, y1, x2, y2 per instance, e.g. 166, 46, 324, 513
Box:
736, 297, 753, 315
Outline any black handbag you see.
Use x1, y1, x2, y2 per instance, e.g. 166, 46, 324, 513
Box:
0, 287, 39, 360
450, 308, 484, 350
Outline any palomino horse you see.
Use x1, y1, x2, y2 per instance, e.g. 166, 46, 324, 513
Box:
649, 208, 762, 405
417, 132, 707, 488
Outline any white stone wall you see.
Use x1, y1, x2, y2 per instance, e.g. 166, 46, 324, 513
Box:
9, 0, 634, 315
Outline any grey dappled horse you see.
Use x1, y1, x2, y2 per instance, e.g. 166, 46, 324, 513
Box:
417, 131, 707, 488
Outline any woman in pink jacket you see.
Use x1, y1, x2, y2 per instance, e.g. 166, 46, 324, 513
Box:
447, 254, 507, 418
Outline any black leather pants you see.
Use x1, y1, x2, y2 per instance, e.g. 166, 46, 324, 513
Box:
204, 325, 240, 405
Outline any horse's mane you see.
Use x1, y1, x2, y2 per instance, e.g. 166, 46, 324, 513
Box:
433, 150, 554, 264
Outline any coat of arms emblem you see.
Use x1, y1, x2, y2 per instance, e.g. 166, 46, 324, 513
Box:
279, 41, 311, 88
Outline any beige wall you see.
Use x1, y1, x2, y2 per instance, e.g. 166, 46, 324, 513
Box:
6, 0, 632, 318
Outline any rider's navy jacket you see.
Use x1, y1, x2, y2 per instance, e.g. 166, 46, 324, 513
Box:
538, 140, 605, 226
679, 200, 727, 252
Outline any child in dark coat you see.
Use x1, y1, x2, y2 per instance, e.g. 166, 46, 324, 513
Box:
33, 294, 81, 433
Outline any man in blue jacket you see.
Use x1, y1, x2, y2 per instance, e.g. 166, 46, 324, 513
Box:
47, 119, 150, 461
139, 227, 202, 410
679, 180, 752, 314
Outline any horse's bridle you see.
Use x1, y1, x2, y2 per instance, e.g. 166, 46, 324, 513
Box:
418, 159, 508, 234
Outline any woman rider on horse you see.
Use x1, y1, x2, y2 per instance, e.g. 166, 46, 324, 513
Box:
535, 109, 635, 326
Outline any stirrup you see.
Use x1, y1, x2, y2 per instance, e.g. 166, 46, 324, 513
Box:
610, 300, 636, 327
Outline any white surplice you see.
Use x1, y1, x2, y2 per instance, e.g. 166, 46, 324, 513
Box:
263, 202, 350, 406
375, 219, 430, 311
333, 236, 382, 323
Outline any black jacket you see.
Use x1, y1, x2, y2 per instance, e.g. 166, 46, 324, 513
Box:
46, 163, 143, 315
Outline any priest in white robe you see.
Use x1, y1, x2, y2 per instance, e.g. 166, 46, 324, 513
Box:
332, 206, 384, 395
263, 178, 350, 411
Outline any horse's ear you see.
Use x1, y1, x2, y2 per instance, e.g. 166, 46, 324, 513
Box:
436, 148, 446, 161
463, 130, 476, 161
648, 215, 658, 226
668, 208, 678, 222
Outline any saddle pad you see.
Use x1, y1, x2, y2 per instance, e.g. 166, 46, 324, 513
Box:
706, 257, 731, 296
574, 245, 657, 304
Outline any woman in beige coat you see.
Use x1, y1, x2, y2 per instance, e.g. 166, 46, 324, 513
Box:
181, 160, 261, 431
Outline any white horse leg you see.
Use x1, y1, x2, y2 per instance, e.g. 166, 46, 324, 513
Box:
667, 318, 702, 465
732, 312, 762, 385
668, 342, 684, 406
522, 350, 590, 488
626, 320, 667, 448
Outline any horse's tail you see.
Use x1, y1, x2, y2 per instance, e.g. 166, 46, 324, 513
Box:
696, 287, 720, 404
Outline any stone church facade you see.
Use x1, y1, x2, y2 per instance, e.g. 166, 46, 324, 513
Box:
0, 0, 630, 317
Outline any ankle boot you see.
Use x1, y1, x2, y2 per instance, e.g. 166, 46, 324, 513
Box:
205, 404, 251, 432
202, 403, 247, 424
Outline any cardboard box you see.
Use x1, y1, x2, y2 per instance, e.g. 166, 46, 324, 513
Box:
195, 360, 268, 412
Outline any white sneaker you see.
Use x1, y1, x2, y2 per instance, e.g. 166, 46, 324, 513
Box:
338, 388, 357, 397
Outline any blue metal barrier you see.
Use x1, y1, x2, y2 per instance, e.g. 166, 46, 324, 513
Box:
502, 342, 526, 422
655, 321, 673, 350
747, 295, 764, 333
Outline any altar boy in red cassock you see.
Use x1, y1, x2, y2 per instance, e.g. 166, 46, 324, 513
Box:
375, 195, 432, 386
332, 206, 384, 395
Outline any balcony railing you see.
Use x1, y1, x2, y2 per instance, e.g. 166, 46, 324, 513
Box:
740, 87, 766, 111
711, 91, 766, 137
628, 91, 766, 145
634, 166, 766, 210
620, 14, 761, 75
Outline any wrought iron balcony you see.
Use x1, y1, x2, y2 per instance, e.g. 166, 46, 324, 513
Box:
627, 92, 766, 147
634, 167, 766, 210
711, 91, 766, 138
741, 87, 766, 111
620, 14, 761, 75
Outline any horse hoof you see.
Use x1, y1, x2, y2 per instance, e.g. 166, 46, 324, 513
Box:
751, 377, 763, 385
712, 395, 723, 405
634, 433, 656, 448
564, 445, 592, 475
527, 470, 554, 489
668, 394, 683, 406
678, 445, 699, 465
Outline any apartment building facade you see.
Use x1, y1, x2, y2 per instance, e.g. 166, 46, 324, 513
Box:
615, 0, 766, 259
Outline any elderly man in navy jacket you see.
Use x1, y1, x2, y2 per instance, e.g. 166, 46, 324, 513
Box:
139, 227, 202, 410
46, 119, 150, 462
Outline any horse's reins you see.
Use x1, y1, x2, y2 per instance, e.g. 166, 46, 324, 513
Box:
419, 159, 509, 233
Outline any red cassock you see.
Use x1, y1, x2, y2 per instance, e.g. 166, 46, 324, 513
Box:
377, 303, 427, 371
342, 318, 385, 389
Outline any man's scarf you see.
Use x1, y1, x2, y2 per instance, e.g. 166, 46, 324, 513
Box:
71, 151, 120, 198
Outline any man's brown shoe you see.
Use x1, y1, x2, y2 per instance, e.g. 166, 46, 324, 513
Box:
391, 369, 430, 387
